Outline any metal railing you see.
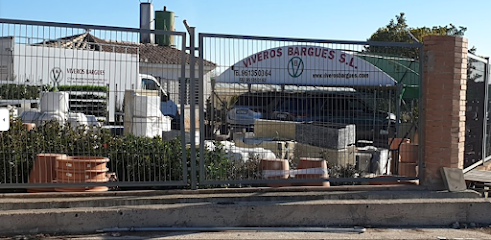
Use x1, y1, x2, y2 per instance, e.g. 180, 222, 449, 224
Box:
0, 18, 428, 191
197, 33, 423, 188
0, 18, 189, 190
463, 53, 490, 173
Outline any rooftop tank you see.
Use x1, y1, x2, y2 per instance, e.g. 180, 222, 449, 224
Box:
155, 6, 174, 47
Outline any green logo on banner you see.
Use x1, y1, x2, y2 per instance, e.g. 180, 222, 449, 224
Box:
50, 67, 63, 88
288, 57, 304, 78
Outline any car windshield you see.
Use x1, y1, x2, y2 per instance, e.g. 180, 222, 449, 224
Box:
320, 95, 374, 112
142, 78, 159, 90
277, 98, 310, 111
236, 94, 274, 107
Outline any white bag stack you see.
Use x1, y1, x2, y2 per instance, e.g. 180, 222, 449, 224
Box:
37, 92, 70, 126
40, 92, 69, 114
124, 91, 170, 138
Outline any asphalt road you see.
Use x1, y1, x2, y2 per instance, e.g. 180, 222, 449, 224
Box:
5, 228, 491, 240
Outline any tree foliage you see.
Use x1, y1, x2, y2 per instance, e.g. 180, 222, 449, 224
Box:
366, 13, 467, 57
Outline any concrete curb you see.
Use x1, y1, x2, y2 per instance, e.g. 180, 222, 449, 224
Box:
1, 198, 491, 236
1, 185, 426, 198
0, 190, 481, 210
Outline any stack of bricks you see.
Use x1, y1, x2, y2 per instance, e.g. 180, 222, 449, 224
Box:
422, 35, 467, 190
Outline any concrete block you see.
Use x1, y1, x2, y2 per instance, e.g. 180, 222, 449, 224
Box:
254, 119, 299, 140
231, 131, 255, 141
293, 143, 355, 168
356, 152, 372, 173
441, 167, 466, 192
295, 122, 355, 150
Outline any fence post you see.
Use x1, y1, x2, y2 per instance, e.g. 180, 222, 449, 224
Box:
482, 58, 490, 166
180, 28, 188, 187
198, 33, 205, 184
422, 35, 468, 190
184, 21, 197, 190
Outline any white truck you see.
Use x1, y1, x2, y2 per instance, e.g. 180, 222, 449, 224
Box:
0, 36, 178, 125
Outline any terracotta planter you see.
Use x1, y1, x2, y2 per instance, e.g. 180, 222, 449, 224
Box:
55, 168, 109, 182
400, 143, 419, 163
27, 154, 67, 193
23, 123, 36, 132
398, 162, 418, 177
388, 138, 410, 171
55, 156, 109, 192
57, 156, 109, 171
295, 157, 330, 187
259, 159, 290, 187
54, 186, 109, 192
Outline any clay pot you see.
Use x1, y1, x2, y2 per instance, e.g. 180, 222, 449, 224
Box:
295, 157, 330, 187
259, 159, 290, 187
400, 143, 419, 163
388, 138, 410, 171
56, 168, 109, 182
27, 154, 67, 193
55, 156, 109, 192
23, 123, 36, 132
54, 186, 109, 192
398, 162, 418, 177
57, 156, 109, 171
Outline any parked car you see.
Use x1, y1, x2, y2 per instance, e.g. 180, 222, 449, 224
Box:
271, 92, 325, 121
226, 92, 279, 131
227, 90, 396, 141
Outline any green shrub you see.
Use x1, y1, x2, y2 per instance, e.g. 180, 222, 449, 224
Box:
0, 84, 42, 99
57, 85, 108, 92
0, 119, 233, 186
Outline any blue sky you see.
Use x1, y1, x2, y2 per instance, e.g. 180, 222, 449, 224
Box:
0, 0, 490, 57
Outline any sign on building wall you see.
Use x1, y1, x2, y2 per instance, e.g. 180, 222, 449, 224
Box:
215, 45, 396, 86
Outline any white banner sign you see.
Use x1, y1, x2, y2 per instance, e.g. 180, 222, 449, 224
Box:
215, 45, 396, 86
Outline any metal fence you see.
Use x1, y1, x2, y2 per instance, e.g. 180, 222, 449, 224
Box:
0, 18, 426, 191
464, 53, 490, 172
197, 33, 423, 187
0, 18, 189, 190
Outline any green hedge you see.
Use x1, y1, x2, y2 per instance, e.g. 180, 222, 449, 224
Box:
0, 120, 356, 187
0, 84, 109, 100
0, 84, 41, 100
0, 120, 237, 185
57, 85, 108, 92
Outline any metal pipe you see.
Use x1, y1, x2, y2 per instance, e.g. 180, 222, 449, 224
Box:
184, 20, 197, 190
198, 32, 422, 48
482, 57, 490, 165
97, 226, 366, 234
463, 160, 484, 174
198, 32, 205, 183
0, 18, 184, 36
396, 83, 401, 138
180, 29, 188, 184
418, 46, 425, 181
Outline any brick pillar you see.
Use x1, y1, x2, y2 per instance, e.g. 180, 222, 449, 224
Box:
422, 35, 467, 190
